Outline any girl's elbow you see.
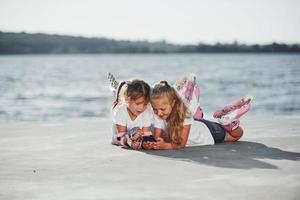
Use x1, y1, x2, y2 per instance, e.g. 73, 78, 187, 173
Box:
172, 143, 186, 149
179, 140, 188, 149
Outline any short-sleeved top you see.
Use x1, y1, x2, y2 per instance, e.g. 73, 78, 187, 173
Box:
111, 104, 154, 144
153, 115, 214, 146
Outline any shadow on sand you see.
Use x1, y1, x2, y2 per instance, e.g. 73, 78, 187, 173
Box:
142, 141, 300, 169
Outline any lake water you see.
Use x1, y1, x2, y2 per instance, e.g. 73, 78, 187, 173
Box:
0, 53, 299, 123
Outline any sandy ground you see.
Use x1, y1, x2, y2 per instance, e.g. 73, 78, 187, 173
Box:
0, 117, 300, 200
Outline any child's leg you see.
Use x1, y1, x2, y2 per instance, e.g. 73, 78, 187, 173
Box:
222, 120, 240, 132
213, 95, 253, 132
196, 119, 243, 143
224, 126, 244, 142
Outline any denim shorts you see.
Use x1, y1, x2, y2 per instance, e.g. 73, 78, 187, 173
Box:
195, 119, 227, 143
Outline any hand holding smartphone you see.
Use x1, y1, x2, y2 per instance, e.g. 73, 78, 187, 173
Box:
142, 135, 156, 142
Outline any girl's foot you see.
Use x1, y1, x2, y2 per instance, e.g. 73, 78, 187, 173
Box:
213, 95, 253, 119
218, 103, 251, 125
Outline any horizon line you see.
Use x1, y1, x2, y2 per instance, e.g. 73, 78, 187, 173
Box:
1, 30, 300, 46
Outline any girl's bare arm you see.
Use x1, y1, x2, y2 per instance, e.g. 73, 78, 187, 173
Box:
116, 124, 127, 133
153, 125, 191, 150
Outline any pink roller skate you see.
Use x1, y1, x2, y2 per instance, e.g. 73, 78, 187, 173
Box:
222, 120, 240, 132
192, 82, 203, 120
183, 75, 204, 119
194, 84, 200, 102
184, 80, 194, 103
213, 95, 253, 132
193, 107, 204, 120
218, 103, 251, 125
213, 95, 253, 119
174, 74, 204, 120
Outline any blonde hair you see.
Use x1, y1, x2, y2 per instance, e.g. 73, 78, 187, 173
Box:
112, 79, 150, 109
151, 81, 190, 144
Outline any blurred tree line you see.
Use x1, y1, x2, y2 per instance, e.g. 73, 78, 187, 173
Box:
0, 31, 299, 54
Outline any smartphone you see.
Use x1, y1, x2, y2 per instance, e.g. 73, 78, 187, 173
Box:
142, 135, 156, 142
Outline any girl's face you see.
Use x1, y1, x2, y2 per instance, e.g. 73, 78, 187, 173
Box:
151, 95, 175, 120
127, 96, 148, 116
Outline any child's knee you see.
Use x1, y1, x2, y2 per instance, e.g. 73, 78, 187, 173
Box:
226, 127, 243, 141
237, 127, 243, 136
231, 127, 243, 137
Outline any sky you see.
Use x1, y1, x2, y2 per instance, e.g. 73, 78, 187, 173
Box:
0, 0, 299, 44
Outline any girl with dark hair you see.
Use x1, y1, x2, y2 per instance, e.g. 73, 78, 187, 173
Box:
111, 79, 153, 149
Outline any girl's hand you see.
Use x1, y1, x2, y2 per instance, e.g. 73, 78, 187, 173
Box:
142, 141, 154, 150
132, 128, 143, 141
132, 140, 141, 149
153, 137, 172, 150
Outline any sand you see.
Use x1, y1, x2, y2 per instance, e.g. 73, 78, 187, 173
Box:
0, 117, 300, 200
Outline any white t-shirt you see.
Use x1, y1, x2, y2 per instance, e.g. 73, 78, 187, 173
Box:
153, 115, 214, 146
111, 104, 154, 144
